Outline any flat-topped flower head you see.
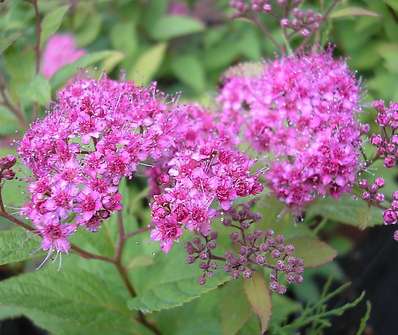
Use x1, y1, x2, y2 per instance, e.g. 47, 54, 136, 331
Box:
218, 52, 361, 212
19, 76, 175, 252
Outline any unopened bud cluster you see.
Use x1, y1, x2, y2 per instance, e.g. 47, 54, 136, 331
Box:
0, 155, 16, 182
226, 226, 303, 294
370, 100, 398, 168
359, 177, 385, 205
185, 232, 219, 285
185, 202, 304, 294
230, 0, 321, 37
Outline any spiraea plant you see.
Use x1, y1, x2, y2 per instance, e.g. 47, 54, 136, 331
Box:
0, 0, 395, 334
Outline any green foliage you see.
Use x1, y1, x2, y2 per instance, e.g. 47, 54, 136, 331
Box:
288, 236, 337, 268
50, 50, 122, 89
307, 195, 383, 229
40, 5, 69, 48
25, 74, 51, 106
243, 272, 272, 333
129, 43, 167, 85
0, 228, 42, 266
356, 301, 371, 335
0, 259, 152, 335
128, 241, 229, 313
219, 280, 252, 335
149, 15, 205, 40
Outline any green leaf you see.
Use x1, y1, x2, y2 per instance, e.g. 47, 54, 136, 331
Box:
128, 270, 228, 313
155, 289, 221, 335
271, 294, 301, 325
306, 195, 383, 228
25, 74, 51, 106
75, 11, 102, 46
101, 51, 125, 73
0, 106, 20, 136
171, 55, 206, 92
50, 51, 118, 89
110, 22, 138, 57
142, 0, 168, 33
0, 228, 42, 266
40, 5, 70, 48
0, 261, 151, 335
239, 29, 261, 60
220, 281, 252, 335
128, 240, 229, 313
288, 236, 337, 268
385, 0, 398, 12
128, 43, 167, 85
150, 15, 205, 40
243, 273, 272, 333
331, 6, 379, 19
0, 32, 22, 54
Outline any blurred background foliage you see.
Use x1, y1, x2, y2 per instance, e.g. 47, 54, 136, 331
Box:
1, 0, 398, 334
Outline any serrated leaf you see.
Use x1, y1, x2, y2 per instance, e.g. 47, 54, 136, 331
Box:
220, 281, 251, 335
128, 43, 167, 85
243, 273, 272, 333
171, 55, 205, 92
50, 51, 118, 89
150, 15, 205, 40
0, 228, 42, 266
0, 261, 151, 335
289, 236, 337, 268
331, 6, 379, 19
155, 289, 221, 335
40, 5, 69, 48
128, 270, 228, 313
25, 74, 51, 105
306, 195, 383, 228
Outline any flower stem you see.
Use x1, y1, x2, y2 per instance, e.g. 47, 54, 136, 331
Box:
30, 0, 42, 74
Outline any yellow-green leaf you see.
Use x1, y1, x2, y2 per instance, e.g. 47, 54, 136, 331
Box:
150, 15, 205, 40
288, 236, 337, 268
128, 43, 167, 85
331, 6, 379, 19
243, 272, 272, 333
40, 5, 69, 48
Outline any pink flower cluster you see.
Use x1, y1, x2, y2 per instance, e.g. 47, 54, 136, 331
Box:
41, 34, 86, 79
149, 104, 263, 252
218, 52, 362, 211
18, 76, 263, 254
359, 177, 385, 205
19, 76, 177, 253
370, 100, 398, 168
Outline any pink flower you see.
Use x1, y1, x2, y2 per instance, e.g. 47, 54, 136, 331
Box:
41, 34, 86, 79
151, 216, 183, 253
38, 222, 77, 253
76, 189, 102, 223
